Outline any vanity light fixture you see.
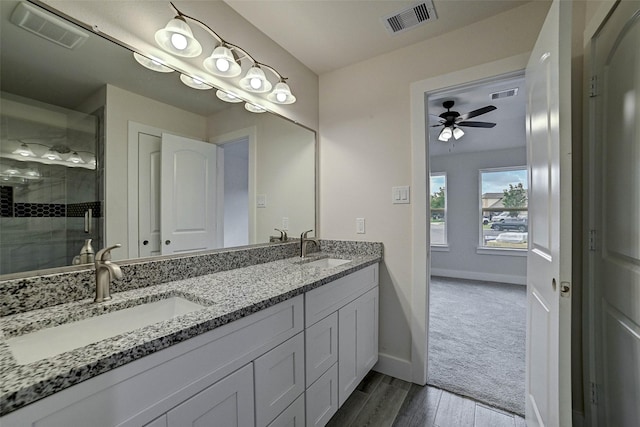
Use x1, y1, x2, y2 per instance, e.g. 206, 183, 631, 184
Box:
147, 2, 296, 105
179, 74, 212, 90
244, 103, 266, 113
133, 52, 174, 73
155, 15, 202, 57
12, 143, 36, 157
42, 148, 62, 161
67, 151, 85, 164
216, 90, 243, 103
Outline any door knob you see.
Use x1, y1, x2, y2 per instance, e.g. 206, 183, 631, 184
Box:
165, 240, 171, 245
142, 240, 149, 246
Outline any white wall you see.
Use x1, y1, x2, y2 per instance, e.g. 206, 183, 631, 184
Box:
319, 1, 550, 378
430, 147, 527, 285
104, 84, 207, 258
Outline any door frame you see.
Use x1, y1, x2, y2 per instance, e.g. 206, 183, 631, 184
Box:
409, 53, 530, 383
210, 126, 257, 248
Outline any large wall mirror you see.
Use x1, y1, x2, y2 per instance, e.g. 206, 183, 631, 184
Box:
0, 0, 316, 276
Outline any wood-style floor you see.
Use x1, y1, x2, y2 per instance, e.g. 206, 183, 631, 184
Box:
327, 371, 526, 427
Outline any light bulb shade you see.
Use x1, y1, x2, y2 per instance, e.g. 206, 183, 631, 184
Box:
12, 143, 36, 157
203, 46, 242, 77
155, 17, 202, 57
216, 90, 243, 103
239, 67, 272, 93
267, 81, 296, 104
42, 149, 62, 161
133, 52, 174, 73
438, 127, 452, 142
180, 74, 212, 90
452, 127, 465, 140
244, 103, 266, 113
67, 152, 85, 164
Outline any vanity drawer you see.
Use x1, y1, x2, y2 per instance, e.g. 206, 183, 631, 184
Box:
305, 363, 338, 427
305, 311, 338, 385
305, 264, 378, 326
267, 394, 305, 427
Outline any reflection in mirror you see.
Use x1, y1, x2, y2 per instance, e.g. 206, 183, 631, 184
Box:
0, 0, 316, 276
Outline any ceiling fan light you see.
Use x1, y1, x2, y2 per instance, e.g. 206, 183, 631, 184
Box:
12, 143, 36, 157
452, 127, 464, 140
267, 81, 296, 104
216, 89, 243, 103
203, 45, 242, 77
155, 17, 202, 57
179, 74, 212, 90
133, 52, 174, 73
438, 127, 452, 142
239, 66, 272, 93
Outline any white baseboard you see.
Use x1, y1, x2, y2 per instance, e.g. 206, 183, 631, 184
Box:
373, 352, 412, 382
430, 268, 526, 285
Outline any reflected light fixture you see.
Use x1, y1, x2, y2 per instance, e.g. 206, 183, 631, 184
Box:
133, 52, 174, 73
67, 152, 85, 164
42, 148, 62, 161
438, 127, 453, 142
452, 127, 464, 140
155, 15, 202, 57
216, 90, 243, 103
244, 103, 266, 113
12, 143, 36, 157
180, 74, 212, 90
146, 3, 296, 105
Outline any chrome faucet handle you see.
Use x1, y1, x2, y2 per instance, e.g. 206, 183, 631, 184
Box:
96, 244, 121, 262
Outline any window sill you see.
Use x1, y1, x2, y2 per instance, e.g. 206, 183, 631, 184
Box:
430, 245, 450, 252
476, 247, 527, 257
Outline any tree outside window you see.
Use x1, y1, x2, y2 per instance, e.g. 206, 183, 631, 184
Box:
430, 173, 447, 246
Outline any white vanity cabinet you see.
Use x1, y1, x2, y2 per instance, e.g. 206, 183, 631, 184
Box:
304, 263, 379, 424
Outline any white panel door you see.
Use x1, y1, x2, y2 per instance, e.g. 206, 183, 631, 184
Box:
524, 0, 573, 425
592, 2, 640, 426
161, 133, 217, 255
138, 132, 162, 257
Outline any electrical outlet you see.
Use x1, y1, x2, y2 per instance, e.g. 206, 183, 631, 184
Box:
356, 218, 365, 234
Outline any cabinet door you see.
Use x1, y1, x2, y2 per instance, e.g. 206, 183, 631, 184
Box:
167, 364, 254, 427
306, 363, 338, 427
267, 394, 305, 427
255, 332, 305, 427
306, 312, 338, 386
338, 286, 379, 406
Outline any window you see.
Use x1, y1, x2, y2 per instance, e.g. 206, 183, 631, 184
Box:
480, 168, 528, 249
430, 173, 447, 246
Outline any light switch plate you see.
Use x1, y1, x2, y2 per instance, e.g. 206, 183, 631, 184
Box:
256, 194, 267, 208
356, 218, 365, 234
392, 186, 410, 204
282, 217, 289, 230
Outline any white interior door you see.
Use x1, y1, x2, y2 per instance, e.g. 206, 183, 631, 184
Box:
161, 133, 217, 255
138, 132, 162, 257
591, 2, 640, 426
524, 0, 572, 425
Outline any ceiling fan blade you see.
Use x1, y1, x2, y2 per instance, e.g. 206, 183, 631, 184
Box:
459, 105, 496, 120
457, 121, 496, 128
428, 114, 444, 124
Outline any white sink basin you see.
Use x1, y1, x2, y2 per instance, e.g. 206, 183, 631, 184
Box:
6, 297, 204, 365
303, 258, 351, 268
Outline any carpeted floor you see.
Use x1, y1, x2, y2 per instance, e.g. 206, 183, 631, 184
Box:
427, 276, 526, 416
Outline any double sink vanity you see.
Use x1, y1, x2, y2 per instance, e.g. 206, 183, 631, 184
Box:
0, 239, 382, 427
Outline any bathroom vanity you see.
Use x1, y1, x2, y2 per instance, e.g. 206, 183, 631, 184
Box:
0, 240, 382, 427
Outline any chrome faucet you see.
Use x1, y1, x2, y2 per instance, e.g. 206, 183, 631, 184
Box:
270, 228, 288, 243
94, 244, 122, 303
300, 230, 319, 258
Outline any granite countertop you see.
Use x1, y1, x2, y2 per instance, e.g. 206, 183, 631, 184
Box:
0, 252, 381, 416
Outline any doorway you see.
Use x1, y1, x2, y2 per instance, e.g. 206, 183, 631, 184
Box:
425, 74, 528, 416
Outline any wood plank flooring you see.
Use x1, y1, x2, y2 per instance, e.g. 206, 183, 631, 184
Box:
327, 371, 526, 427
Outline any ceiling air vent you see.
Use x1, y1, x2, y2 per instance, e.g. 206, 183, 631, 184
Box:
382, 1, 438, 35
10, 2, 88, 50
490, 88, 519, 100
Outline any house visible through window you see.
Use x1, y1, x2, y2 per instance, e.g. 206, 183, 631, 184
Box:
430, 173, 447, 246
480, 168, 528, 249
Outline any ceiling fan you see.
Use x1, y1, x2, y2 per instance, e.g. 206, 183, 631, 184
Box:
431, 100, 497, 142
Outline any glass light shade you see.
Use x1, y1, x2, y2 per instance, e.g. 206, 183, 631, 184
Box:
216, 90, 243, 103
25, 169, 41, 178
267, 82, 296, 104
239, 67, 272, 93
133, 53, 174, 73
179, 74, 212, 90
438, 127, 452, 142
244, 103, 267, 113
12, 143, 36, 157
67, 152, 85, 164
203, 46, 242, 77
42, 149, 62, 161
452, 127, 465, 140
155, 17, 202, 57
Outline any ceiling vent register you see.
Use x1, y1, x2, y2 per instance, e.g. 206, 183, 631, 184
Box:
382, 1, 438, 35
10, 2, 88, 50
